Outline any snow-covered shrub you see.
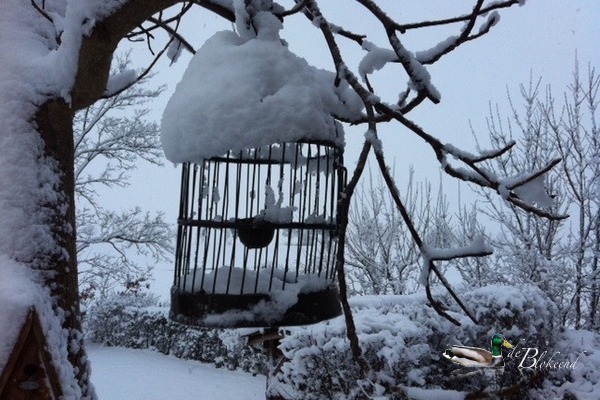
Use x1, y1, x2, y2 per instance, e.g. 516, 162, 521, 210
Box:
84, 292, 163, 349
269, 284, 559, 399
532, 329, 600, 400
436, 284, 558, 397
84, 293, 267, 374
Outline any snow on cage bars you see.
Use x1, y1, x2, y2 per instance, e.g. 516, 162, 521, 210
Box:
170, 140, 345, 328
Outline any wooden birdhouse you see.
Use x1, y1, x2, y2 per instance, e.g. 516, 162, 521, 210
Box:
169, 139, 345, 327
0, 307, 62, 400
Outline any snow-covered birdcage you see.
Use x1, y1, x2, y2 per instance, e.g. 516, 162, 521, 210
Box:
160, 18, 363, 327
170, 139, 345, 327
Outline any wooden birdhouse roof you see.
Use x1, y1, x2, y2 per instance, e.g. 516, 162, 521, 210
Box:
0, 307, 63, 400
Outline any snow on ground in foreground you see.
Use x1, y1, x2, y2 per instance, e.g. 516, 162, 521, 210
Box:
88, 345, 265, 400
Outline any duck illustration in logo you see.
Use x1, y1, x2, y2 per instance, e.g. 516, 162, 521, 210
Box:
444, 333, 513, 368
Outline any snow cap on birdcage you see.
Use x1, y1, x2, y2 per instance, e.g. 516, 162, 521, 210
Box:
160, 12, 363, 163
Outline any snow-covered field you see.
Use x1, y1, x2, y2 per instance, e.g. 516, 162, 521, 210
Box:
88, 345, 265, 400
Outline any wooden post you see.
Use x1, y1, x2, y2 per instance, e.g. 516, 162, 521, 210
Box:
246, 328, 286, 400
0, 307, 63, 400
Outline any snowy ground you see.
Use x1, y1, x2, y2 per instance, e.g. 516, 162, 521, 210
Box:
88, 345, 265, 400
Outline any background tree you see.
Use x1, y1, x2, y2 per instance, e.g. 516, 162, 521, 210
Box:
452, 202, 492, 287
346, 168, 422, 295
544, 60, 599, 329
469, 60, 598, 328
470, 77, 569, 299
346, 167, 468, 295
74, 54, 173, 301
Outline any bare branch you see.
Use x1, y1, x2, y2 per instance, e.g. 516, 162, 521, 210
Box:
470, 140, 516, 163
306, 0, 546, 330
280, 0, 308, 17
425, 271, 461, 326
504, 157, 562, 190
354, 0, 405, 33
371, 143, 480, 325
101, 41, 171, 100
147, 16, 196, 55
398, 0, 521, 31
370, 100, 567, 219
31, 0, 53, 24
305, 0, 376, 376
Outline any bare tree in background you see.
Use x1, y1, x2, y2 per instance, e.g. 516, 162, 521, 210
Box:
452, 202, 493, 287
346, 168, 465, 295
545, 60, 600, 329
346, 169, 422, 295
1, 1, 566, 396
74, 55, 173, 301
470, 77, 569, 296
470, 60, 598, 329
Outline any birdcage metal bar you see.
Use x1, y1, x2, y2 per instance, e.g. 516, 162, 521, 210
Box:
176, 219, 336, 230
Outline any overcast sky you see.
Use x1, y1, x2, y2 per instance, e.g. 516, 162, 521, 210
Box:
108, 0, 599, 298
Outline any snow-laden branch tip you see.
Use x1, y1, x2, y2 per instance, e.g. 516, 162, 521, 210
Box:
419, 234, 492, 321
414, 35, 459, 64
167, 37, 184, 64
441, 141, 566, 219
104, 69, 137, 97
358, 41, 398, 81
479, 10, 501, 34
443, 140, 515, 163
357, 0, 505, 69
388, 34, 440, 104
421, 234, 493, 263
415, 0, 486, 64
500, 175, 551, 207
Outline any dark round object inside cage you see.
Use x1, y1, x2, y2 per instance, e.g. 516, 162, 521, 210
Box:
236, 218, 275, 249
169, 140, 345, 328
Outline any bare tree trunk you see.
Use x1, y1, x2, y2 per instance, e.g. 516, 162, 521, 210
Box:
35, 99, 92, 396
590, 215, 600, 329
575, 202, 585, 329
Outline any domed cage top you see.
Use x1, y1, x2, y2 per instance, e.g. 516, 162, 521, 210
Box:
170, 140, 345, 328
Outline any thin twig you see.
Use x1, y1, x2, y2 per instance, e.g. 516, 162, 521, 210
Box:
470, 141, 516, 163
372, 145, 479, 325
101, 38, 171, 99
31, 0, 53, 24
280, 0, 308, 17
147, 17, 196, 55
398, 0, 520, 31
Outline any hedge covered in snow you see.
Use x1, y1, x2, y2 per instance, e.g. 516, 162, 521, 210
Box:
84, 293, 268, 375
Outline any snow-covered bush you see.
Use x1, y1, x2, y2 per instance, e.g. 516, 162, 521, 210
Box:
269, 284, 558, 399
529, 329, 600, 400
84, 292, 161, 348
84, 293, 267, 374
